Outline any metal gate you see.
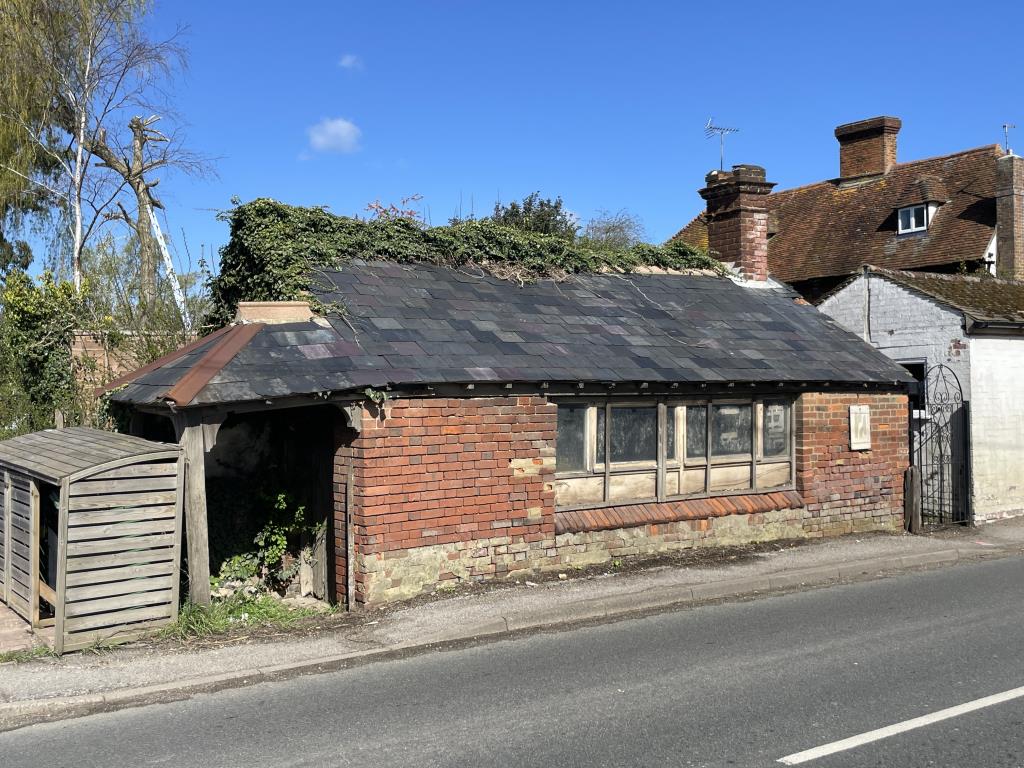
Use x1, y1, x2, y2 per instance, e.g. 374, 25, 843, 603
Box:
911, 364, 972, 526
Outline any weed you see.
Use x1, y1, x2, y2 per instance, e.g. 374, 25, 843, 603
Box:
159, 593, 323, 640
0, 645, 57, 664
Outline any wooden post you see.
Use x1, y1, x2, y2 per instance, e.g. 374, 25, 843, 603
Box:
905, 466, 922, 534
177, 411, 212, 605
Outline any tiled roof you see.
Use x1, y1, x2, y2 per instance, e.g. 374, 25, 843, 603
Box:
109, 260, 911, 407
858, 267, 1024, 325
673, 145, 1003, 282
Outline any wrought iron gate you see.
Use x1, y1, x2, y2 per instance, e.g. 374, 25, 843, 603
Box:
911, 364, 972, 526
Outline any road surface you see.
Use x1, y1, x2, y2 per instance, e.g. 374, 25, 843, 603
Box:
3, 557, 1024, 767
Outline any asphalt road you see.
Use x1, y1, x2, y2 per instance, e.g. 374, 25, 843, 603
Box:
4, 557, 1024, 767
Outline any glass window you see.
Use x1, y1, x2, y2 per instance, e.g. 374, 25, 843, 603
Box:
597, 406, 658, 464
666, 408, 677, 461
685, 405, 707, 460
556, 405, 587, 472
711, 404, 752, 457
762, 401, 790, 458
898, 205, 927, 234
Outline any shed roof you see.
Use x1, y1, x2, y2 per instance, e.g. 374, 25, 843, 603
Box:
107, 260, 912, 409
0, 427, 179, 484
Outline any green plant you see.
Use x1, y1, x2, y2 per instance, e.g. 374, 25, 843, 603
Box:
253, 492, 324, 585
214, 552, 259, 585
0, 645, 57, 664
206, 199, 725, 327
363, 386, 389, 405
161, 593, 320, 640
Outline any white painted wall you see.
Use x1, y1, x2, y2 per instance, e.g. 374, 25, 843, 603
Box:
818, 274, 971, 399
968, 336, 1024, 522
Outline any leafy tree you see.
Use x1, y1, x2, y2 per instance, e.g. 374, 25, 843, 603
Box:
485, 192, 578, 240
0, 0, 203, 321
0, 270, 84, 435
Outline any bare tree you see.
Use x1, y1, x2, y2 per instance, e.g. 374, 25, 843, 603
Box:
0, 0, 204, 319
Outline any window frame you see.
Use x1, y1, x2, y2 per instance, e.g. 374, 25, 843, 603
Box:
553, 397, 796, 510
897, 204, 928, 234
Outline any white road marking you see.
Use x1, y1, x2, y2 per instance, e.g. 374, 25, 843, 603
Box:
777, 684, 1024, 765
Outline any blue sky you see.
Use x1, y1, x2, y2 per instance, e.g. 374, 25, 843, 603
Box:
146, 1, 1021, 273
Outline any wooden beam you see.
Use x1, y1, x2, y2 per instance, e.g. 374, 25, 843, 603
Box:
176, 412, 214, 605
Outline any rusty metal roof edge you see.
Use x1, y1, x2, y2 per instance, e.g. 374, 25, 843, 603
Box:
164, 323, 266, 407
94, 324, 235, 398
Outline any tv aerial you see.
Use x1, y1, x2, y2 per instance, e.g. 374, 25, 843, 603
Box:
705, 117, 739, 170
1003, 123, 1016, 155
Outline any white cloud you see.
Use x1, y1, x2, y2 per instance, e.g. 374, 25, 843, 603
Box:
307, 117, 361, 154
338, 53, 363, 70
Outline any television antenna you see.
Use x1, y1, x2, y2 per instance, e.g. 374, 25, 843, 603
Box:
1003, 123, 1016, 155
705, 117, 739, 170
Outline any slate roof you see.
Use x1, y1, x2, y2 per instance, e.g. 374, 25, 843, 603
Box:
674, 145, 1003, 283
108, 260, 912, 408
852, 267, 1024, 326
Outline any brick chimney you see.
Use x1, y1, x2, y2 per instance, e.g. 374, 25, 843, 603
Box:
835, 116, 901, 178
699, 164, 776, 281
996, 153, 1024, 280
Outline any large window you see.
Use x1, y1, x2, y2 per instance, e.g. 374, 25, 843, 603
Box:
553, 399, 794, 509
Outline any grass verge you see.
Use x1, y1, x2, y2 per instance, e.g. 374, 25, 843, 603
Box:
159, 594, 329, 641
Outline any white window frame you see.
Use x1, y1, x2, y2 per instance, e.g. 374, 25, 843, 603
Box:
897, 204, 928, 234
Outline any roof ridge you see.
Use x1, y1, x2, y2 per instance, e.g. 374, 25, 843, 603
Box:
768, 144, 1002, 199
164, 323, 265, 407
868, 265, 1024, 286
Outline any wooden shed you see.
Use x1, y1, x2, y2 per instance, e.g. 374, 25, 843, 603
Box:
0, 427, 183, 653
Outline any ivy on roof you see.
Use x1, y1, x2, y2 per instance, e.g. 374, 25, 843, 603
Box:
206, 198, 725, 327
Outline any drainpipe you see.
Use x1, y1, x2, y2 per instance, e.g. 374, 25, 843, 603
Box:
863, 265, 871, 342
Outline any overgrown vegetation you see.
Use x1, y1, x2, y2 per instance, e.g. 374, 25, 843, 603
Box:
207, 197, 724, 327
159, 592, 324, 640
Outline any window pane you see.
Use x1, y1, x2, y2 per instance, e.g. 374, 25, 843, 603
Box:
596, 407, 605, 463
762, 401, 790, 458
913, 206, 926, 228
556, 405, 587, 472
666, 408, 676, 460
686, 405, 707, 460
711, 404, 752, 457
606, 406, 658, 463
899, 208, 911, 231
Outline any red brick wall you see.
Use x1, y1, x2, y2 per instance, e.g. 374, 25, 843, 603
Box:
332, 390, 909, 605
334, 396, 556, 604
795, 392, 909, 535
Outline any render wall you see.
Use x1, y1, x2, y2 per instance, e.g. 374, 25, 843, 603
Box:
818, 276, 970, 399
336, 392, 908, 606
969, 337, 1024, 521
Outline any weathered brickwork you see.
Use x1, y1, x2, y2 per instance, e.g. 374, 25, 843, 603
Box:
835, 117, 900, 178
795, 392, 909, 536
333, 396, 556, 605
335, 391, 908, 606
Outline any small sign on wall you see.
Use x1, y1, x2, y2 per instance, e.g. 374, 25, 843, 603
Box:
849, 405, 871, 450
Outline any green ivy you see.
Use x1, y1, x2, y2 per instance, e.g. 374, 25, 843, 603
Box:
0, 270, 85, 436
206, 198, 725, 327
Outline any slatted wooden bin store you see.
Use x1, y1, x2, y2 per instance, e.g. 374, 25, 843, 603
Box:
0, 427, 183, 653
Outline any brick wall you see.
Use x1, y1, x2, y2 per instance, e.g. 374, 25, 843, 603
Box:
795, 392, 909, 535
334, 391, 909, 606
334, 396, 557, 604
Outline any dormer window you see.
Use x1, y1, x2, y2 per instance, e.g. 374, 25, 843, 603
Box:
898, 204, 928, 234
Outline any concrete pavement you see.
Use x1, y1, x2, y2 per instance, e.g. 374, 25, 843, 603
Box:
2, 518, 1024, 732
